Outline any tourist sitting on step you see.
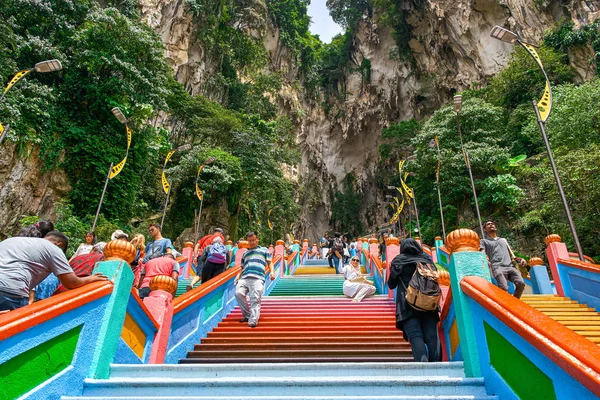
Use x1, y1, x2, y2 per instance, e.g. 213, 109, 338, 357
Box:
0, 231, 108, 311
388, 238, 441, 362
234, 231, 275, 328
137, 254, 180, 300
342, 256, 376, 302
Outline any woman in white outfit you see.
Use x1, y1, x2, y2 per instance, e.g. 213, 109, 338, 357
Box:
342, 256, 376, 302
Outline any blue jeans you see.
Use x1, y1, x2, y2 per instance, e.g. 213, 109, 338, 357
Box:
331, 254, 342, 274
0, 291, 29, 311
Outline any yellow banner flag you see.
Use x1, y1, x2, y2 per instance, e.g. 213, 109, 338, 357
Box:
164, 149, 175, 167
195, 163, 206, 201
109, 125, 133, 180
110, 156, 127, 179
398, 160, 405, 174
3, 69, 32, 94
521, 43, 552, 122
267, 209, 274, 230
161, 171, 170, 194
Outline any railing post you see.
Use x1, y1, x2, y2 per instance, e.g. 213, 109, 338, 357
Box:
545, 234, 569, 297
293, 240, 301, 267
144, 277, 176, 364
434, 236, 444, 266
528, 257, 554, 295
368, 238, 379, 277
88, 242, 136, 379
310, 243, 317, 259
275, 240, 285, 277
182, 242, 194, 279
386, 237, 400, 299
445, 229, 491, 378
235, 241, 248, 267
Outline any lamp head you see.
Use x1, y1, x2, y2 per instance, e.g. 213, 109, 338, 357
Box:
386, 186, 397, 190
204, 156, 216, 165
490, 26, 519, 44
429, 139, 437, 148
385, 194, 394, 199
111, 107, 127, 124
176, 143, 192, 152
453, 95, 462, 113
34, 59, 62, 73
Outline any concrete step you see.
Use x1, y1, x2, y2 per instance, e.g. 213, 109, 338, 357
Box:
66, 396, 498, 399
107, 362, 467, 379
79, 376, 490, 397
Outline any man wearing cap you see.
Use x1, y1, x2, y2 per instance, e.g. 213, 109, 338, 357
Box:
480, 219, 527, 298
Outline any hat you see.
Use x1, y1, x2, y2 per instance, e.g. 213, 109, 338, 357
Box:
110, 229, 129, 240
93, 242, 107, 253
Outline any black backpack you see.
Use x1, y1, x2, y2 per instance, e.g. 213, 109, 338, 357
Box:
333, 238, 344, 253
402, 262, 442, 312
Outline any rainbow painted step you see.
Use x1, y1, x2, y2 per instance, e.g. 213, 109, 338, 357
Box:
181, 296, 406, 363
269, 275, 376, 296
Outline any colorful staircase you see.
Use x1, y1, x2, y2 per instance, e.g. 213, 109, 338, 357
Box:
521, 294, 600, 345
181, 296, 405, 363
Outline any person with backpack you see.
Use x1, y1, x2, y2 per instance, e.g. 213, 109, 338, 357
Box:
187, 237, 230, 290
388, 238, 441, 362
328, 232, 345, 273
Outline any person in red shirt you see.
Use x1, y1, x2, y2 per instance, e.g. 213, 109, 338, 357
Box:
137, 254, 180, 299
193, 228, 224, 275
54, 242, 106, 295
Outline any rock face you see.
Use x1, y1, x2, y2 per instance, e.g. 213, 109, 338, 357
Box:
140, 0, 600, 240
0, 144, 70, 237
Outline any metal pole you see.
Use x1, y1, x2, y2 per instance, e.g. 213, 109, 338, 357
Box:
92, 163, 113, 232
457, 114, 484, 237
413, 195, 421, 240
160, 187, 170, 230
193, 209, 198, 243
533, 100, 584, 261
409, 209, 412, 238
195, 198, 204, 241
0, 124, 10, 145
434, 139, 446, 239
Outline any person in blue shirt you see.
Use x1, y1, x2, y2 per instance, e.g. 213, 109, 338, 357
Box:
143, 224, 173, 263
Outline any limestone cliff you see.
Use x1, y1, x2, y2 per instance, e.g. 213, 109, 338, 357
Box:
0, 144, 70, 237
142, 0, 598, 240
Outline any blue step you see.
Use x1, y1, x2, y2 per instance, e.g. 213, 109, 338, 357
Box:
62, 362, 497, 399
303, 259, 331, 266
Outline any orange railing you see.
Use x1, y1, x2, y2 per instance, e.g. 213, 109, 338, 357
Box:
462, 276, 600, 396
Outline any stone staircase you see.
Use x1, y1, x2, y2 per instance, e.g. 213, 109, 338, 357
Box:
521, 294, 600, 345
64, 362, 497, 399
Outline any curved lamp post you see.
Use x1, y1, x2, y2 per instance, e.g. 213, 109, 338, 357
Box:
0, 60, 63, 144
429, 137, 447, 239
490, 26, 584, 261
194, 156, 216, 242
160, 143, 192, 229
91, 107, 132, 232
454, 95, 484, 237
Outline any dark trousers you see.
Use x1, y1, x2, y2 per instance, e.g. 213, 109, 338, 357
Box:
495, 266, 525, 299
402, 312, 440, 362
138, 287, 151, 300
0, 291, 28, 311
201, 261, 226, 283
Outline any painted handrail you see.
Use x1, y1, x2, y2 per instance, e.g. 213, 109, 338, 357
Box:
129, 288, 159, 330
558, 257, 600, 274
462, 275, 600, 397
0, 281, 113, 341
173, 266, 241, 313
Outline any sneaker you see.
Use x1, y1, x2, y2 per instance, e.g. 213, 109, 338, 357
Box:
239, 318, 249, 323
249, 323, 257, 328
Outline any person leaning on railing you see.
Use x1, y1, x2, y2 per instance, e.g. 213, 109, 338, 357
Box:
0, 231, 108, 312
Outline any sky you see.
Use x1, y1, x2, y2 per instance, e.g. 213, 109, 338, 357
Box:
307, 1, 344, 43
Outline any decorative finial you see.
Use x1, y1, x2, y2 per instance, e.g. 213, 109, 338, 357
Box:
445, 229, 480, 253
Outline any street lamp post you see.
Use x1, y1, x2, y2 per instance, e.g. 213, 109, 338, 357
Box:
490, 26, 584, 261
0, 60, 63, 103
454, 95, 484, 237
1, 60, 63, 145
429, 137, 446, 239
92, 107, 131, 232
194, 156, 216, 243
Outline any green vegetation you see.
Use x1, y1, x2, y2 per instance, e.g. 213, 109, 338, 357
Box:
1, 0, 300, 244
330, 173, 364, 238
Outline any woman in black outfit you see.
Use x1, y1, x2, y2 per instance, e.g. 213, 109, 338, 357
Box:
388, 238, 441, 362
